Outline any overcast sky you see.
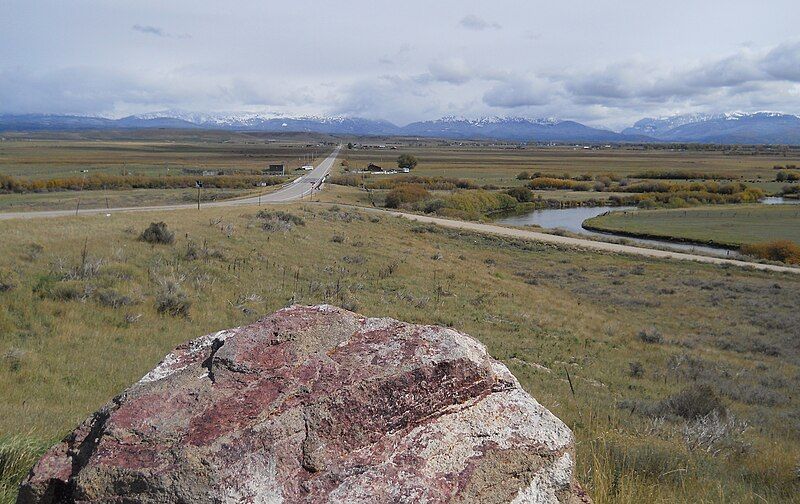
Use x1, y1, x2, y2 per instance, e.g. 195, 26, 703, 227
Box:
2, 0, 800, 129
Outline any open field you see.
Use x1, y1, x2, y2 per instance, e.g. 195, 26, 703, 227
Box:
341, 143, 800, 186
2, 134, 798, 215
0, 187, 263, 213
0, 136, 330, 180
585, 205, 800, 248
1, 203, 799, 503
5, 133, 797, 186
0, 134, 331, 211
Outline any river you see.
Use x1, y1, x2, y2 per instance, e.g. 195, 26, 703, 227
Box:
495, 197, 800, 257
495, 205, 737, 257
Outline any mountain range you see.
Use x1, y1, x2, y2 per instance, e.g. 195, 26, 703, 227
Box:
2, 111, 800, 144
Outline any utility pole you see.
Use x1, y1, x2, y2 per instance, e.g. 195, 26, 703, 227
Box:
76, 169, 88, 215
195, 180, 203, 210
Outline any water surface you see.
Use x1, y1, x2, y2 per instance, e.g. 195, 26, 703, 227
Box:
495, 206, 737, 257
760, 196, 800, 205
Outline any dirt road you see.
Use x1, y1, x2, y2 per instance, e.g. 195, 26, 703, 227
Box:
377, 210, 800, 275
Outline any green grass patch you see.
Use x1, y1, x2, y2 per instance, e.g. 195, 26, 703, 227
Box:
584, 205, 800, 248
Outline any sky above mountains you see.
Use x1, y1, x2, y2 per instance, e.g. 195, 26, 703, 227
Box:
2, 0, 800, 129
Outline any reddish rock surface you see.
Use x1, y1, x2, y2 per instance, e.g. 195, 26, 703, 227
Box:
19, 305, 591, 503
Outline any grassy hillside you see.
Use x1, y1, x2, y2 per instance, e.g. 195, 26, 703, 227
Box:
584, 205, 800, 248
0, 204, 799, 502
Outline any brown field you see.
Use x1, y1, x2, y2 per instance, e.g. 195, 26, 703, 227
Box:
340, 142, 800, 185
0, 135, 333, 180
3, 132, 799, 187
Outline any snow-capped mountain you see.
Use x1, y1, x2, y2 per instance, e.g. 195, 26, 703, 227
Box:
0, 114, 120, 130
623, 113, 720, 137
400, 116, 642, 142
116, 111, 401, 135
121, 112, 605, 139
0, 112, 636, 141
2, 110, 800, 144
623, 112, 800, 143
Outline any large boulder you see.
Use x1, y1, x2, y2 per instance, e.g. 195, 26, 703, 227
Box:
19, 305, 590, 503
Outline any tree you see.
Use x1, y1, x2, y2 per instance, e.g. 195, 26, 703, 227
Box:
347, 142, 354, 150
397, 154, 418, 170
505, 186, 532, 202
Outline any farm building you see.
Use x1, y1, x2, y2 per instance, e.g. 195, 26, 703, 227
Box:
264, 164, 285, 175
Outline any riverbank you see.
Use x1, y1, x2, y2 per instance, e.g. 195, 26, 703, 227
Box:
494, 204, 735, 257
583, 204, 800, 250
582, 217, 739, 250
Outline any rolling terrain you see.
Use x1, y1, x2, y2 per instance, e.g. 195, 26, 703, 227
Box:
1, 202, 799, 503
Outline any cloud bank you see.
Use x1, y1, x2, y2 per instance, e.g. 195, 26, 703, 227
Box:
1, 0, 798, 129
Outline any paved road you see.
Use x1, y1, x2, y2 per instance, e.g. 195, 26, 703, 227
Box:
237, 145, 340, 203
0, 145, 341, 220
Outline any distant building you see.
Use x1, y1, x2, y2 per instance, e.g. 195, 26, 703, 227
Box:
264, 164, 285, 175
367, 163, 384, 172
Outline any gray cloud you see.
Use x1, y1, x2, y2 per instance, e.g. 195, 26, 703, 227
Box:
0, 66, 174, 115
132, 24, 166, 37
562, 61, 694, 103
425, 59, 473, 85
524, 30, 542, 41
761, 41, 800, 81
483, 77, 550, 107
378, 44, 412, 66
330, 76, 440, 124
562, 43, 800, 108
2, 1, 799, 128
0, 65, 302, 116
132, 24, 190, 39
459, 14, 501, 31
684, 55, 761, 88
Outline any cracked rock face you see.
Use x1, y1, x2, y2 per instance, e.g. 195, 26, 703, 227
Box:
19, 305, 591, 504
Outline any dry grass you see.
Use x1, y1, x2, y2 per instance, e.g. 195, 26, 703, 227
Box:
741, 240, 800, 264
341, 143, 800, 185
0, 136, 330, 179
0, 203, 798, 502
